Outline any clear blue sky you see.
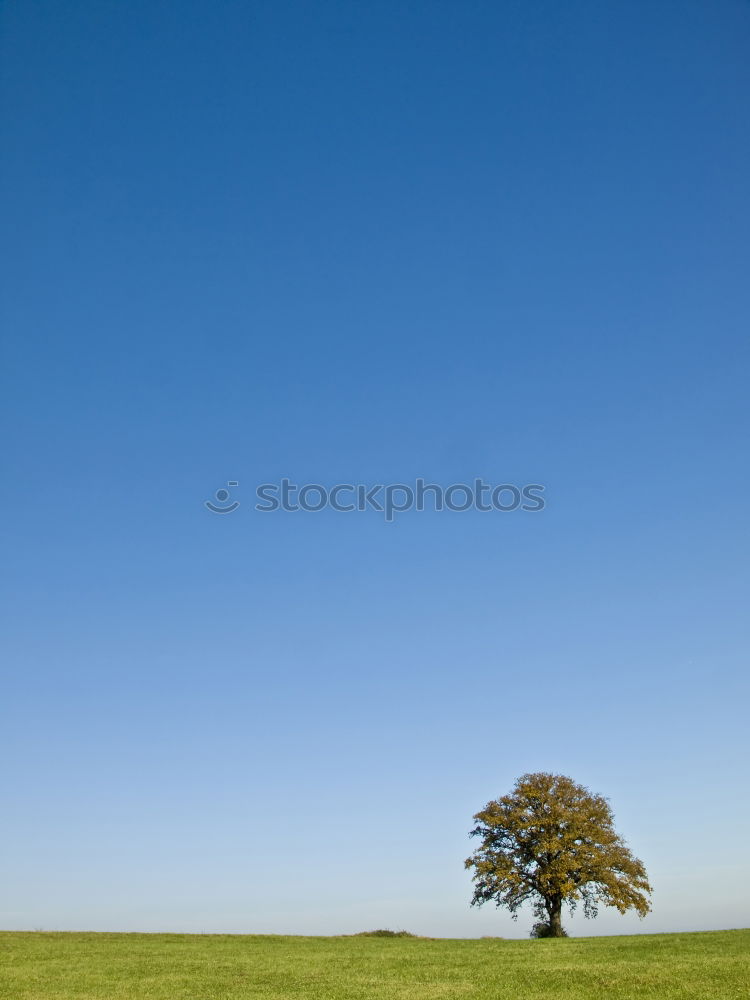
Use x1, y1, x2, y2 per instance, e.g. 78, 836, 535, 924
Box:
2, 0, 748, 937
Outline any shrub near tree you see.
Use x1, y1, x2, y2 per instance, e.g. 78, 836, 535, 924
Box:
465, 772, 652, 937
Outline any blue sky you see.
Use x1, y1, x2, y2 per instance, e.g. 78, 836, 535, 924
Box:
2, 0, 749, 937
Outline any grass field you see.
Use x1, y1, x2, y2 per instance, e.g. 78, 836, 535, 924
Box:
0, 928, 747, 999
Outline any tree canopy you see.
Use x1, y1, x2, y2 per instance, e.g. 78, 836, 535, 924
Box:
465, 772, 652, 937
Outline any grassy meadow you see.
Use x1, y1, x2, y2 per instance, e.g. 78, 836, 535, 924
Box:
0, 928, 747, 999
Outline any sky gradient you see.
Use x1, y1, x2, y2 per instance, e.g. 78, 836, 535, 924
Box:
2, 0, 749, 937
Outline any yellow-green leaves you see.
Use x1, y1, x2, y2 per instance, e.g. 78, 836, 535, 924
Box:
465, 773, 652, 936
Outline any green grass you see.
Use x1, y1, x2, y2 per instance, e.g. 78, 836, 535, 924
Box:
0, 929, 747, 999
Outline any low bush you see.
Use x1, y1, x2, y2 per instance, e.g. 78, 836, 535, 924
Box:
354, 929, 416, 938
530, 922, 568, 938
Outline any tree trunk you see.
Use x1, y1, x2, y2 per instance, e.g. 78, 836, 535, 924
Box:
547, 898, 564, 937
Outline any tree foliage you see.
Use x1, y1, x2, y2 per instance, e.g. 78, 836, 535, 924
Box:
465, 772, 652, 937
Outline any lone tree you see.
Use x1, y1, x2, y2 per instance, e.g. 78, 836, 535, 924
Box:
465, 772, 652, 937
